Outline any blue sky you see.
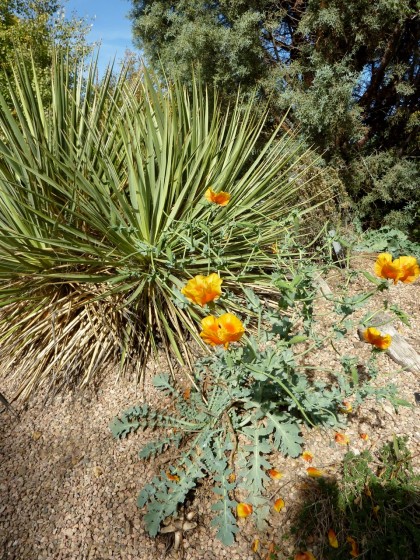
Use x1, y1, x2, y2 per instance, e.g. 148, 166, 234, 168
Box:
63, 0, 136, 75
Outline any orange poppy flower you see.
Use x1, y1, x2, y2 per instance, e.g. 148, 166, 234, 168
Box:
268, 468, 283, 480
347, 536, 359, 557
374, 253, 402, 283
335, 432, 350, 445
273, 498, 285, 512
205, 188, 231, 206
359, 433, 369, 441
218, 313, 245, 347
294, 552, 317, 560
200, 313, 245, 348
237, 502, 253, 518
328, 529, 339, 548
302, 451, 313, 463
307, 467, 323, 478
363, 327, 392, 350
200, 315, 224, 346
181, 273, 223, 306
393, 256, 420, 284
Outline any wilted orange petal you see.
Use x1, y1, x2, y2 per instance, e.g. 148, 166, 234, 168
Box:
302, 451, 313, 463
204, 188, 231, 206
359, 433, 369, 441
340, 400, 353, 413
363, 327, 392, 350
251, 538, 259, 552
307, 467, 323, 478
237, 502, 253, 518
328, 529, 339, 548
335, 432, 350, 445
183, 386, 191, 400
166, 471, 180, 482
273, 498, 285, 512
268, 468, 283, 480
294, 552, 317, 560
347, 536, 359, 557
393, 256, 420, 284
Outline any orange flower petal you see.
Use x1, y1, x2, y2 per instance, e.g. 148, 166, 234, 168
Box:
302, 451, 313, 463
181, 273, 223, 306
237, 502, 253, 518
340, 400, 352, 413
294, 552, 317, 560
251, 538, 259, 553
307, 467, 323, 478
347, 536, 359, 557
374, 253, 402, 283
335, 432, 350, 445
273, 498, 285, 512
205, 188, 231, 206
166, 471, 180, 482
328, 529, 339, 548
363, 327, 392, 350
268, 468, 283, 480
200, 315, 224, 346
393, 256, 420, 284
359, 433, 369, 441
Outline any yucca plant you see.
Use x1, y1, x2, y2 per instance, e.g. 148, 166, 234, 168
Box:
0, 51, 325, 399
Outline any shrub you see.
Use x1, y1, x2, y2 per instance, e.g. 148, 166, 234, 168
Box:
0, 51, 324, 399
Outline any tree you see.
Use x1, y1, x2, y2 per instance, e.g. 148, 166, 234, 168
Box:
129, 1, 420, 236
0, 0, 91, 101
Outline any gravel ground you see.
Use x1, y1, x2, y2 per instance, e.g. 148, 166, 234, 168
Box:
1, 256, 419, 560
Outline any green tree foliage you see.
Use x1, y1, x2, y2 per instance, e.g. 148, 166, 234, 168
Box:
128, 0, 420, 236
0, 0, 90, 101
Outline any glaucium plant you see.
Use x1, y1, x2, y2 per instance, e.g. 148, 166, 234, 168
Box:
111, 253, 416, 547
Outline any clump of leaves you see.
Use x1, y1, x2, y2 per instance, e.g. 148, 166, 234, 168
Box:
294, 436, 420, 559
111, 271, 403, 546
353, 226, 420, 261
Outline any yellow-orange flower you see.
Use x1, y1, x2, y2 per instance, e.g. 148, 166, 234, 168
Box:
205, 188, 231, 206
363, 327, 392, 350
181, 273, 222, 306
237, 502, 253, 518
307, 467, 324, 478
374, 253, 419, 284
273, 498, 285, 512
200, 313, 245, 348
200, 315, 224, 346
268, 468, 283, 480
294, 552, 317, 560
393, 256, 420, 284
328, 529, 339, 548
218, 313, 245, 347
347, 536, 359, 557
302, 451, 313, 463
335, 432, 350, 445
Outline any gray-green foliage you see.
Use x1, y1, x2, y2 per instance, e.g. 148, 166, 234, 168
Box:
111, 267, 404, 545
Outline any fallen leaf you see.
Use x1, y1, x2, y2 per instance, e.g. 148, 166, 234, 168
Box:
273, 498, 285, 512
364, 486, 372, 497
31, 431, 42, 441
228, 472, 236, 483
294, 552, 317, 560
237, 502, 253, 518
307, 467, 324, 478
268, 468, 283, 480
328, 529, 339, 548
183, 386, 191, 400
302, 451, 313, 463
335, 432, 350, 445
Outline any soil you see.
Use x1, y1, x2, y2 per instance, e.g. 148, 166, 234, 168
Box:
1, 256, 419, 560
